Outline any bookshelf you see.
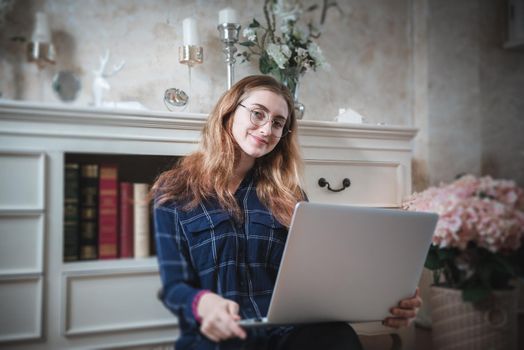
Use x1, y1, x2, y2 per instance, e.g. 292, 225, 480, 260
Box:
0, 100, 419, 349
63, 153, 178, 262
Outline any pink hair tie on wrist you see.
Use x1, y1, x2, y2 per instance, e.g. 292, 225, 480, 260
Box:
192, 290, 211, 323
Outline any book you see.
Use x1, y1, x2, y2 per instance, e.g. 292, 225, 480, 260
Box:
63, 162, 80, 262
79, 164, 99, 260
98, 164, 118, 259
119, 182, 134, 258
133, 183, 150, 258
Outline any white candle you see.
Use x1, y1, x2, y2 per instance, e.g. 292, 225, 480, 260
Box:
182, 17, 199, 46
32, 12, 52, 42
218, 7, 238, 24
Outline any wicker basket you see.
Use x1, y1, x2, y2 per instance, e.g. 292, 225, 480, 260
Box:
429, 286, 518, 350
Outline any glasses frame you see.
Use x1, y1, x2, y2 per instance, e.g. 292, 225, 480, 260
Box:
238, 103, 292, 138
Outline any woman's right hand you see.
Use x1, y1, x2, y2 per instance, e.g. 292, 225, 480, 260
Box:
197, 292, 247, 342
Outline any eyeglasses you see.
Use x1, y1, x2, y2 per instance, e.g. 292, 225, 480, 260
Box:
238, 103, 291, 138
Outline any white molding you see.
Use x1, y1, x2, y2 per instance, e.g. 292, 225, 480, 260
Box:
301, 143, 413, 152
0, 127, 202, 145
0, 213, 44, 275
0, 272, 42, 281
62, 268, 177, 336
0, 100, 207, 126
298, 120, 418, 141
62, 262, 159, 276
61, 257, 159, 273
0, 276, 43, 342
0, 152, 46, 211
0, 101, 417, 141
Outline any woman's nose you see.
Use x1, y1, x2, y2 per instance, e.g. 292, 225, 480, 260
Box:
258, 121, 273, 135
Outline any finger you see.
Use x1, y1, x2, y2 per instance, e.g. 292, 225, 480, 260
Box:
390, 307, 417, 319
200, 323, 221, 343
221, 310, 246, 339
214, 314, 236, 340
202, 316, 228, 341
203, 314, 234, 342
228, 318, 247, 339
383, 317, 410, 329
225, 301, 240, 317
399, 295, 422, 309
223, 302, 246, 339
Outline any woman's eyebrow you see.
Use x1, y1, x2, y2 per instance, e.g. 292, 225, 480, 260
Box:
251, 103, 287, 120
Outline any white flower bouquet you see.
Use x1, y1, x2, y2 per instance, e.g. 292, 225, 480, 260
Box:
239, 0, 336, 93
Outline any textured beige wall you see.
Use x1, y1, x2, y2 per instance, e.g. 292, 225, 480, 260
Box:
410, 0, 524, 188
0, 0, 413, 125
478, 0, 524, 186
1, 0, 523, 187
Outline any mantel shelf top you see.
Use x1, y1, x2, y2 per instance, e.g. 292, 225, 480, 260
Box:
0, 99, 418, 140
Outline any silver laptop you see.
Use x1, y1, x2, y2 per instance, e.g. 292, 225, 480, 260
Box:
239, 201, 438, 327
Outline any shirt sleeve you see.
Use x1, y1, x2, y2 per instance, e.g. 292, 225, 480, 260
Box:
154, 202, 202, 328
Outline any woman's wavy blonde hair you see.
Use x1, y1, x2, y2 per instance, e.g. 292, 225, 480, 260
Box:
152, 75, 304, 226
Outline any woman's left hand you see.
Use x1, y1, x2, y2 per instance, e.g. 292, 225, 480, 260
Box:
383, 288, 422, 329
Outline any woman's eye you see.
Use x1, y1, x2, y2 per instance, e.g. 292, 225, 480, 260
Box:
272, 120, 285, 129
252, 110, 266, 121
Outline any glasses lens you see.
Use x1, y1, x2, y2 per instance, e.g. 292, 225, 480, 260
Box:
247, 107, 290, 138
250, 109, 267, 126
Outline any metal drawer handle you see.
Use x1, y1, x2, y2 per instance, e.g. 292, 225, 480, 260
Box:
318, 177, 351, 193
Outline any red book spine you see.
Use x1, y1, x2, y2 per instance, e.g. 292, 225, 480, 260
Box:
119, 182, 134, 258
98, 164, 118, 259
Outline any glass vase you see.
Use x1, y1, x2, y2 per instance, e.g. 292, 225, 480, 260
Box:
277, 67, 305, 120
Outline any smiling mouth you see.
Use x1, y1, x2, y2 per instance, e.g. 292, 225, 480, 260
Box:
250, 134, 269, 145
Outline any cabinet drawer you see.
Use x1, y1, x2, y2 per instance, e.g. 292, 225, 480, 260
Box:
0, 276, 43, 342
0, 153, 45, 210
0, 214, 44, 274
304, 160, 403, 207
63, 270, 175, 336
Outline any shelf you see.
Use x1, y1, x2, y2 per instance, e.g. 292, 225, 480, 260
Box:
65, 153, 178, 184
62, 257, 158, 274
63, 153, 180, 263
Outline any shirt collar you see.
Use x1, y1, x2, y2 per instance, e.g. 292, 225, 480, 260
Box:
236, 168, 256, 191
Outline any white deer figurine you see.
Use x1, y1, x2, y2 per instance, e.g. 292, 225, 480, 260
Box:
92, 50, 125, 107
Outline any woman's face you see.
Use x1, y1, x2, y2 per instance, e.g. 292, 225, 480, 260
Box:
231, 89, 289, 163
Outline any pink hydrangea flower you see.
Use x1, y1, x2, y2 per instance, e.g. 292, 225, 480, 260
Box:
402, 175, 524, 253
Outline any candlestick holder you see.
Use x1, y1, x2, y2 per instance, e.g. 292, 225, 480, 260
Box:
217, 23, 241, 90
163, 45, 202, 112
178, 45, 203, 67
27, 41, 56, 101
27, 41, 56, 68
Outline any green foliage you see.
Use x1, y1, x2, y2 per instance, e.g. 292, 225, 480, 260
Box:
239, 0, 334, 87
425, 244, 524, 304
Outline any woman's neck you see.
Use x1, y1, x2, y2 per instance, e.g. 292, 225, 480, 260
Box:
230, 153, 255, 192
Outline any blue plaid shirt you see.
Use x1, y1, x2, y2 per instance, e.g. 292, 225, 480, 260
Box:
154, 171, 294, 349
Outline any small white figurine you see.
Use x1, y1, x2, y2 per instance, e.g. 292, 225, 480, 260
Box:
92, 50, 125, 107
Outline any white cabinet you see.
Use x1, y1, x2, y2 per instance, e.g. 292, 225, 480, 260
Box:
0, 101, 417, 349
0, 151, 45, 343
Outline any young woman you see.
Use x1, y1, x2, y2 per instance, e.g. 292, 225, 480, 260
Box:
152, 75, 421, 350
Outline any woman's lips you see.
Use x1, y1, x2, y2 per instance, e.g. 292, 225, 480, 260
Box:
250, 134, 268, 145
